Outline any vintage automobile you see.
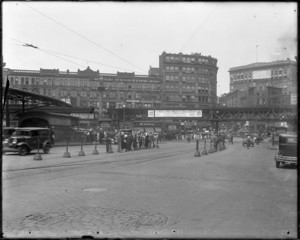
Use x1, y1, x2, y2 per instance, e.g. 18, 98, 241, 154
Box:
275, 134, 297, 168
242, 136, 254, 147
2, 127, 17, 150
3, 127, 52, 156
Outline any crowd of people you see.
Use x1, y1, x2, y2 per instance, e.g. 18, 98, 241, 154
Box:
113, 131, 160, 153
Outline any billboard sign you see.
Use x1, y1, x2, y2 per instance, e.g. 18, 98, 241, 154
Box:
252, 70, 271, 79
148, 110, 202, 118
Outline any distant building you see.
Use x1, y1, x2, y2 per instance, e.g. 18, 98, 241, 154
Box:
219, 90, 248, 107
158, 52, 218, 108
228, 59, 297, 106
219, 85, 290, 108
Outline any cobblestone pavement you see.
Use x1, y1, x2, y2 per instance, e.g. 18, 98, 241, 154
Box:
4, 206, 179, 238
2, 139, 297, 238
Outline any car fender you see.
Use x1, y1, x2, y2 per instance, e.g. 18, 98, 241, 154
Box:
43, 140, 52, 148
17, 142, 31, 151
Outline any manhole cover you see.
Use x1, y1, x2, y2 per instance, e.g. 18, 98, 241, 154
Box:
82, 187, 107, 192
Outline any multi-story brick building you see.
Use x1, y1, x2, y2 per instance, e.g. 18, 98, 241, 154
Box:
4, 66, 162, 109
219, 59, 297, 133
219, 85, 290, 108
158, 52, 218, 108
228, 59, 297, 106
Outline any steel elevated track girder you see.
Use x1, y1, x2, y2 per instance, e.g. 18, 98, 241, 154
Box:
210, 107, 297, 122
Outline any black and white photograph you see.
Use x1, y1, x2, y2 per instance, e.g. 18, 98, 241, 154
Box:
2, 1, 297, 238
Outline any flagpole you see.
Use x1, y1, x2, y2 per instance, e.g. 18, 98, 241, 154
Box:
256, 45, 258, 62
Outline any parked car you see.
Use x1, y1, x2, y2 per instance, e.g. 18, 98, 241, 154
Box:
275, 134, 297, 168
3, 127, 52, 156
242, 136, 254, 147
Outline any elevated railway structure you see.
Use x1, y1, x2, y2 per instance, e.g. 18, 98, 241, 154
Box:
3, 87, 297, 132
111, 106, 297, 123
208, 106, 297, 122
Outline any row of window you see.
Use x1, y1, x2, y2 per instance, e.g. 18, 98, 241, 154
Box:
104, 82, 160, 90
165, 95, 210, 103
165, 55, 217, 66
103, 91, 160, 100
8, 76, 160, 88
231, 67, 288, 81
12, 86, 161, 103
9, 76, 102, 88
165, 84, 209, 90
165, 75, 213, 83
165, 66, 215, 75
104, 77, 159, 84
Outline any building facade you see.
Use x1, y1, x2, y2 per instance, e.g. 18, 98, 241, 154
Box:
4, 67, 162, 109
219, 85, 290, 108
219, 59, 297, 133
229, 59, 297, 106
2, 51, 219, 132
158, 52, 218, 108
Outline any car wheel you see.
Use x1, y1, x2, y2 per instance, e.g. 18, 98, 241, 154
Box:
44, 144, 51, 154
276, 161, 280, 168
19, 146, 29, 156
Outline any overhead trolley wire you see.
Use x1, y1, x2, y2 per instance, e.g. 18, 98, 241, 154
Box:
4, 35, 145, 73
180, 4, 218, 52
21, 3, 147, 74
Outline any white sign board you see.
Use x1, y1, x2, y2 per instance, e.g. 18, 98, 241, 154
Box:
71, 113, 94, 119
148, 110, 202, 118
148, 110, 155, 117
252, 70, 271, 79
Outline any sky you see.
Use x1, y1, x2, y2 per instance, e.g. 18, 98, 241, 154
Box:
2, 1, 298, 96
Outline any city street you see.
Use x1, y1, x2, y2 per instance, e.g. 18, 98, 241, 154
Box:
2, 138, 297, 239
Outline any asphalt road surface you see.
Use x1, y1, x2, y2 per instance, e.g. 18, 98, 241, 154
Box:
2, 138, 297, 238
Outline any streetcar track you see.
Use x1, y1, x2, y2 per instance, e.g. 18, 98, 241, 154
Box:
3, 149, 192, 173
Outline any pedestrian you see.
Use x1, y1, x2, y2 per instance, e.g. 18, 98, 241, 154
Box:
133, 134, 138, 150
145, 133, 149, 149
138, 133, 143, 149
187, 134, 191, 143
247, 135, 251, 149
142, 133, 146, 149
121, 133, 126, 151
105, 134, 110, 153
99, 131, 104, 144
50, 126, 55, 146
117, 132, 122, 152
127, 134, 133, 151
154, 134, 158, 147
149, 132, 153, 148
